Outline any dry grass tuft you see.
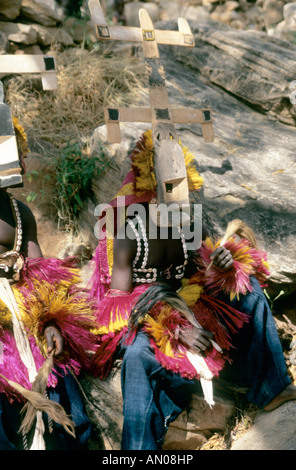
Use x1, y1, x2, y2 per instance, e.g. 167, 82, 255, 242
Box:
4, 45, 147, 150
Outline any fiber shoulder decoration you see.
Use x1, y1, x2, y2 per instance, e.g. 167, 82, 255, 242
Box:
90, 230, 268, 382
127, 282, 249, 382
89, 285, 149, 379
193, 236, 270, 301
90, 273, 250, 382
0, 257, 97, 402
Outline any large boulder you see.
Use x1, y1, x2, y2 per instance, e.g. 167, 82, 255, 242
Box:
0, 22, 38, 45
166, 19, 296, 126
0, 0, 22, 21
231, 401, 296, 450
20, 0, 62, 26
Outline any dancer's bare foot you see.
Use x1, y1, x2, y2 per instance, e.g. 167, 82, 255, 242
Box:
264, 384, 296, 412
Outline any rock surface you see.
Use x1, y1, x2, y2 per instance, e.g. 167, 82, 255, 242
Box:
231, 401, 296, 450
0, 0, 22, 21
21, 0, 63, 26
160, 20, 296, 295
168, 18, 296, 126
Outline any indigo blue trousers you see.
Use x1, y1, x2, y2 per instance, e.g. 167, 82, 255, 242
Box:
0, 369, 91, 450
121, 277, 291, 450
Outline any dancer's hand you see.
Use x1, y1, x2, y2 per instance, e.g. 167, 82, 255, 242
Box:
210, 246, 233, 270
44, 325, 63, 356
179, 326, 213, 353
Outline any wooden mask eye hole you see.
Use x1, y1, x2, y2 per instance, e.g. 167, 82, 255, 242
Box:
165, 183, 173, 193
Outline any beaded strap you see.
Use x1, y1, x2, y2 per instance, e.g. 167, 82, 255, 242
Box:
0, 193, 23, 275
127, 215, 149, 269
175, 226, 188, 279
128, 215, 188, 283
127, 215, 157, 284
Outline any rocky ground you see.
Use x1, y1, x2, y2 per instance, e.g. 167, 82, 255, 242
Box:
1, 0, 296, 451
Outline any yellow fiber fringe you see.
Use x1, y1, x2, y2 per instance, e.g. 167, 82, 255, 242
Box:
144, 306, 176, 358
12, 280, 95, 354
13, 116, 30, 156
178, 281, 204, 307
132, 130, 203, 194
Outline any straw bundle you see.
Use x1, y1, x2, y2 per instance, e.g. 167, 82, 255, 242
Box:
4, 46, 147, 150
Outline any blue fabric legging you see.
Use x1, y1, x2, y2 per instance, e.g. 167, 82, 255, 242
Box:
121, 277, 291, 450
0, 369, 91, 450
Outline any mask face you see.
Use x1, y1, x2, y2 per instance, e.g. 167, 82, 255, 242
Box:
0, 103, 23, 189
151, 139, 190, 227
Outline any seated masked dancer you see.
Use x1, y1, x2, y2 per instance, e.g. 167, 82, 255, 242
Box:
90, 129, 296, 450
0, 103, 97, 449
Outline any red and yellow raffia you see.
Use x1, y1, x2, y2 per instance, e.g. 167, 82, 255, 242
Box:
90, 233, 269, 380
143, 303, 201, 379
89, 285, 148, 379
0, 257, 97, 402
122, 279, 249, 380
89, 132, 269, 381
192, 236, 270, 301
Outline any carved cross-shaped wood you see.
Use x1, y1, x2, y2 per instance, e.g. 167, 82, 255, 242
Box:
88, 0, 214, 144
0, 54, 57, 187
0, 54, 57, 90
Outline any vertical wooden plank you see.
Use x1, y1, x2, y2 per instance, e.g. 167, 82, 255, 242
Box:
104, 107, 122, 142
139, 8, 159, 59
88, 0, 107, 24
106, 122, 121, 143
41, 73, 57, 90
201, 122, 214, 142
